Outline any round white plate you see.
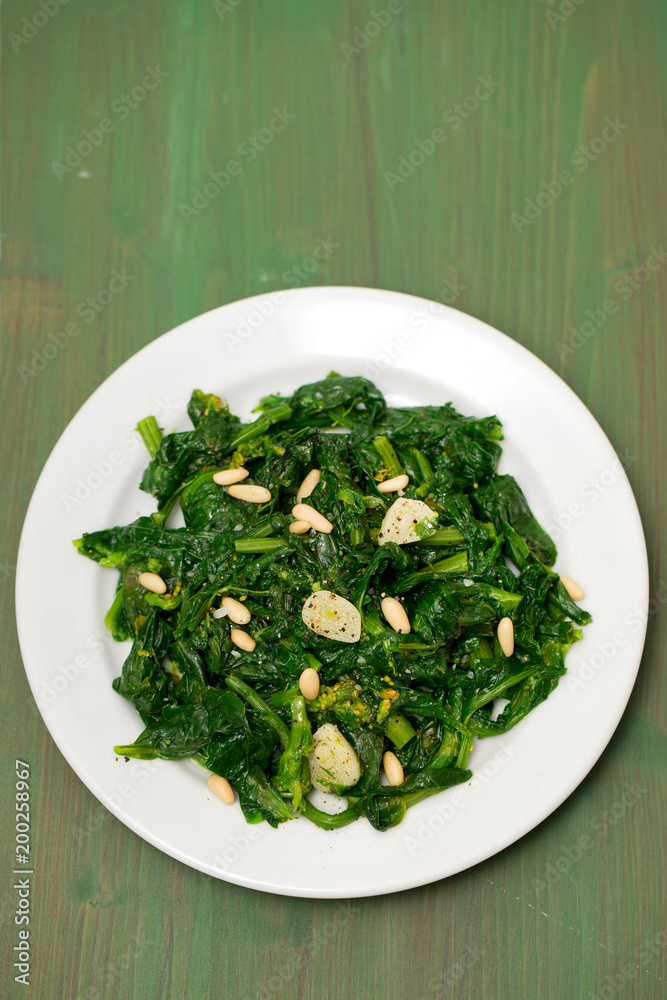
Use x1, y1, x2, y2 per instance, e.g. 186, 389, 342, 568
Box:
16, 287, 649, 898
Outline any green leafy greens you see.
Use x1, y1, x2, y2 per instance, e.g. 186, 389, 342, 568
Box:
75, 374, 590, 832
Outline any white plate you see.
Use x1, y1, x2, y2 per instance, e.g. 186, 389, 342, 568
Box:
16, 287, 648, 898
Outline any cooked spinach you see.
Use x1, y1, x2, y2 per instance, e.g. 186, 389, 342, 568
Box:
75, 373, 590, 832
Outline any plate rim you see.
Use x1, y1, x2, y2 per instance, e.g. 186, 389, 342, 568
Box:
15, 285, 649, 897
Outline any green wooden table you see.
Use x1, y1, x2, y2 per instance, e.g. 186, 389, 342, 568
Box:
3, 1, 665, 997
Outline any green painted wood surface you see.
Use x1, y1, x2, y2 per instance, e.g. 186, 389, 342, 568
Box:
2, 1, 666, 997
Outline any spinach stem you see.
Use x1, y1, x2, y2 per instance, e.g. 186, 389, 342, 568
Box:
409, 446, 433, 484
455, 732, 473, 768
234, 538, 287, 553
247, 522, 279, 539
386, 712, 417, 749
373, 435, 403, 476
482, 585, 523, 611
153, 468, 216, 527
418, 527, 464, 545
427, 551, 469, 574
136, 416, 163, 458
349, 525, 365, 546
463, 666, 538, 721
230, 403, 292, 449
222, 586, 272, 596
302, 801, 359, 830
269, 687, 300, 708
225, 674, 290, 749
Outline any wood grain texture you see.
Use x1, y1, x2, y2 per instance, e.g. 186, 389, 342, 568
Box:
2, 1, 665, 998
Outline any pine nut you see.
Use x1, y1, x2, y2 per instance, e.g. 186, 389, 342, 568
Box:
292, 503, 333, 533
221, 596, 251, 625
497, 617, 514, 656
297, 468, 321, 503
383, 751, 404, 787
299, 667, 320, 700
138, 571, 167, 595
560, 574, 585, 601
381, 596, 411, 634
289, 519, 311, 535
207, 774, 235, 804
377, 474, 410, 494
228, 484, 272, 503
230, 628, 256, 652
212, 467, 249, 486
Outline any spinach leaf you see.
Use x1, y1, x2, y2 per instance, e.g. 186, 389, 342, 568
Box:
77, 374, 591, 834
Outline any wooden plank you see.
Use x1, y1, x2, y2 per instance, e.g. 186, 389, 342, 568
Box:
2, 1, 665, 997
